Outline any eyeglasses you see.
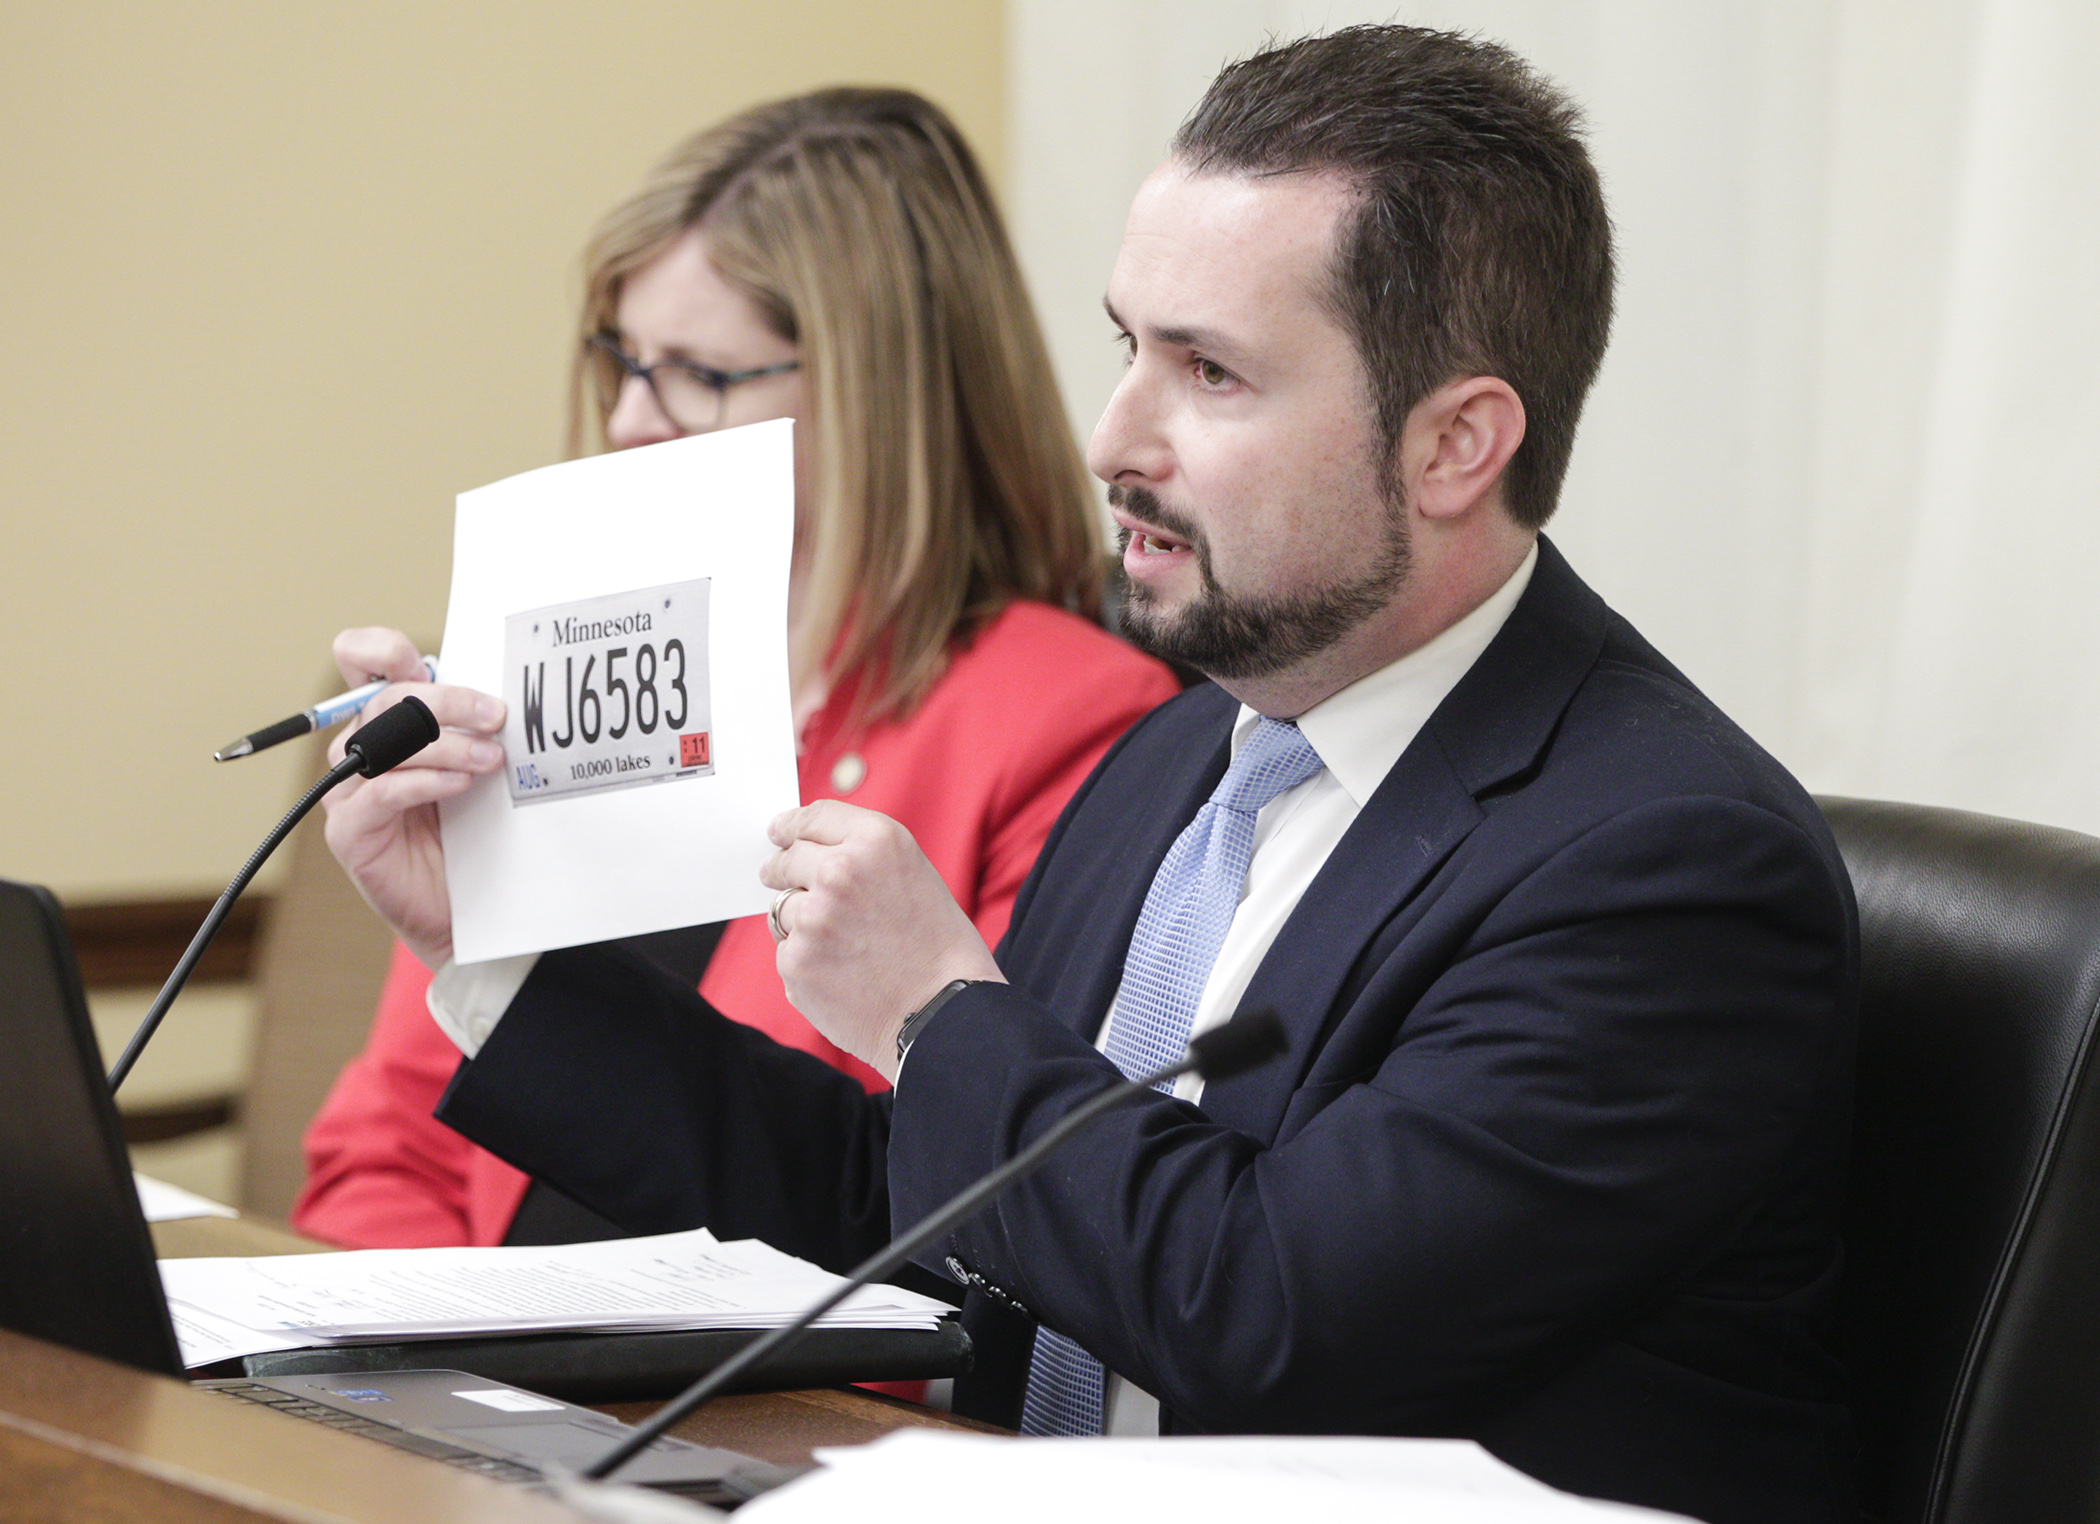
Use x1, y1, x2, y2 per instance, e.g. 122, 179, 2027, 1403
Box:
585, 332, 801, 434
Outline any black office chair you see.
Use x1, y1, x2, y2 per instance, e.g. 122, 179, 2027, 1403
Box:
1820, 797, 2100, 1524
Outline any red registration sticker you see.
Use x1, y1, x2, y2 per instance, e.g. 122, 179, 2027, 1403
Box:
679, 732, 711, 768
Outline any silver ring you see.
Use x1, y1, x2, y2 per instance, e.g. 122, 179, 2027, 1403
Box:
767, 886, 804, 942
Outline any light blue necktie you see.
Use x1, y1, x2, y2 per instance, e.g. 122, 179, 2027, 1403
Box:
1018, 717, 1325, 1437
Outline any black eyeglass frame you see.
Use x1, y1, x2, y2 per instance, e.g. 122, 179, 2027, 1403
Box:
585, 332, 801, 433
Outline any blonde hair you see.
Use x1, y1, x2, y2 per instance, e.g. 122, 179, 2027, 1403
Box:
573, 88, 1102, 725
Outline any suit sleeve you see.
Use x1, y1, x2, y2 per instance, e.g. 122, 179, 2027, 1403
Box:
422, 617, 1173, 1264
436, 940, 897, 1277
887, 795, 1852, 1433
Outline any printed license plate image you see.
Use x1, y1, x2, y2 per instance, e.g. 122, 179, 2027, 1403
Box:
501, 578, 714, 805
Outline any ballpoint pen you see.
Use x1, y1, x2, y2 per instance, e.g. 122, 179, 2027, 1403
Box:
213, 657, 439, 761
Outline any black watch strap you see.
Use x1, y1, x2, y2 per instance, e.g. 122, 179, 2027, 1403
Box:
897, 979, 978, 1063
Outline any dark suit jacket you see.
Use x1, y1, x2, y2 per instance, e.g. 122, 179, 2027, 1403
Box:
441, 540, 1860, 1524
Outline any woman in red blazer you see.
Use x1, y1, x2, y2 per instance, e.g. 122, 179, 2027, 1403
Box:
294, 88, 1177, 1250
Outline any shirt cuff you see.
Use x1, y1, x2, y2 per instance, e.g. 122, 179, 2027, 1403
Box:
427, 952, 540, 1058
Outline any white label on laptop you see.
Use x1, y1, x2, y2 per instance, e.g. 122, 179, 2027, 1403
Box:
454, 1389, 566, 1413
501, 578, 714, 806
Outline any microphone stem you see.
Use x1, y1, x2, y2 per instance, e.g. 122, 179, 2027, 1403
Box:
106, 754, 363, 1093
583, 1051, 1197, 1480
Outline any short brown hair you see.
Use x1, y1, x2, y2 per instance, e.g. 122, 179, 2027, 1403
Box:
577, 88, 1101, 723
1174, 26, 1614, 529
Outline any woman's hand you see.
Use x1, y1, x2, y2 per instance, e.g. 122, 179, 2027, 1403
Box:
319, 627, 506, 969
762, 800, 1005, 1082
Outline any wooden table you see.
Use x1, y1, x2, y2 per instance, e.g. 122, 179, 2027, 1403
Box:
0, 1213, 1005, 1519
0, 1326, 578, 1523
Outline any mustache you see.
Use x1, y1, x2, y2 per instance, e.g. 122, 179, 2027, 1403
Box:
1107, 484, 1207, 554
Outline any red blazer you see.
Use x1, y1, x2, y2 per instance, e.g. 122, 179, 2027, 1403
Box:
293, 602, 1179, 1248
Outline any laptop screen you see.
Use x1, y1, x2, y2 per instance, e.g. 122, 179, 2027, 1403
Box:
0, 878, 186, 1377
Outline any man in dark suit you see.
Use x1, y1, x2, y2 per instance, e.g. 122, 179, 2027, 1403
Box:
329, 26, 1859, 1524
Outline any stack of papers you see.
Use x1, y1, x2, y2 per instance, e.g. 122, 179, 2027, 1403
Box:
734, 1432, 1699, 1523
160, 1227, 950, 1370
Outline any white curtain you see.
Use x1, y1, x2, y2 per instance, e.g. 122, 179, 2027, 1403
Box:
1007, 0, 2100, 833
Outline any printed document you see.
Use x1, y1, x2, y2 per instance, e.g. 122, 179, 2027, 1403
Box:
436, 422, 799, 962
159, 1227, 948, 1370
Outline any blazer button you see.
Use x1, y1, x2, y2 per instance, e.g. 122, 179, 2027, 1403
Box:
945, 1255, 970, 1285
983, 1282, 1032, 1318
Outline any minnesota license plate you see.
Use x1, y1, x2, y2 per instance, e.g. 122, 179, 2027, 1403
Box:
500, 579, 714, 806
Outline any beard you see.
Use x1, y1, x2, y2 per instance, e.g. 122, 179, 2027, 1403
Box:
1112, 484, 1412, 682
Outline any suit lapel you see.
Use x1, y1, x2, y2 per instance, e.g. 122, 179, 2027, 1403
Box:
1202, 538, 1612, 1139
1200, 738, 1481, 1139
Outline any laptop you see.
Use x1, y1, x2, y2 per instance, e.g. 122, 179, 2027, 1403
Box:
0, 876, 797, 1505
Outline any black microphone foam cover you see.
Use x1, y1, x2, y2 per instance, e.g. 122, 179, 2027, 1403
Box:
345, 695, 443, 777
1187, 1008, 1288, 1081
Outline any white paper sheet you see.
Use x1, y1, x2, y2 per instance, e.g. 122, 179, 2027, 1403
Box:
436, 423, 800, 963
737, 1431, 1699, 1524
158, 1227, 950, 1369
166, 1300, 314, 1366
134, 1172, 237, 1221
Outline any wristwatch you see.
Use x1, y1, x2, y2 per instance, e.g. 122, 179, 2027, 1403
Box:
897, 979, 979, 1064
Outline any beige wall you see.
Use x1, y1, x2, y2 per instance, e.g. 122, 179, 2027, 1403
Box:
0, 1, 1005, 902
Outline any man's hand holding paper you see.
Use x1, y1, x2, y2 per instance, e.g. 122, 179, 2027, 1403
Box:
323, 422, 801, 972
761, 800, 1005, 1083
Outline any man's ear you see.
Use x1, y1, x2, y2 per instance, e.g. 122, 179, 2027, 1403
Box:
1400, 376, 1526, 521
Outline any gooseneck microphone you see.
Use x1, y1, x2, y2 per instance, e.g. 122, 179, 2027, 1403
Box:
106, 696, 442, 1092
582, 1004, 1289, 1482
